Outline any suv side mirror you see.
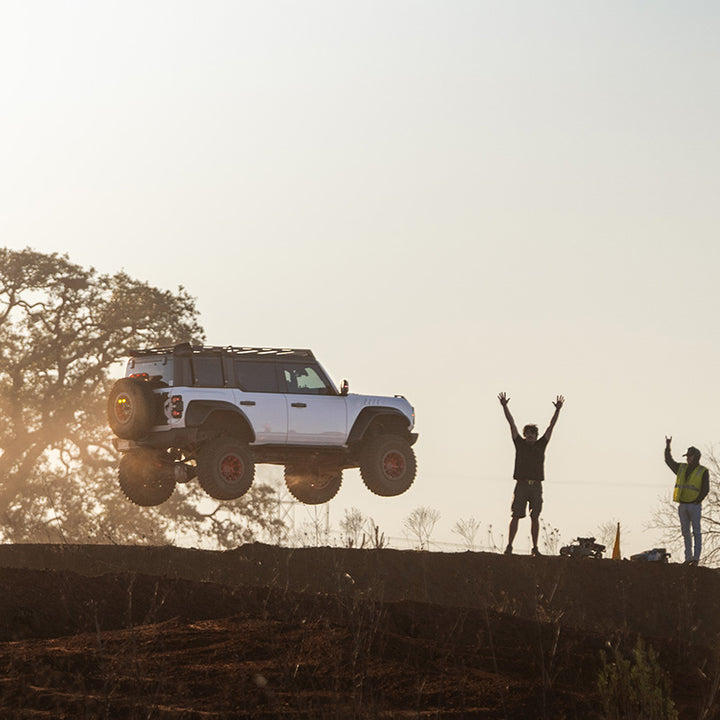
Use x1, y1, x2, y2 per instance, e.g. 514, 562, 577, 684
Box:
340, 379, 349, 396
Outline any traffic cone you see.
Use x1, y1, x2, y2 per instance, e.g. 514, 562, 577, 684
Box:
612, 522, 621, 559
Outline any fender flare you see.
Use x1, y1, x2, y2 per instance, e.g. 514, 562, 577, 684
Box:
346, 407, 410, 446
184, 400, 256, 442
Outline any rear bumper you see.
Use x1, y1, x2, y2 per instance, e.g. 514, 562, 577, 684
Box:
112, 427, 198, 452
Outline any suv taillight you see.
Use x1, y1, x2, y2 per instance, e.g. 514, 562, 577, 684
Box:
171, 395, 184, 418
130, 372, 149, 380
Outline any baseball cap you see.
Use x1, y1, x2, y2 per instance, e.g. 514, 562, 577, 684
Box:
683, 446, 701, 459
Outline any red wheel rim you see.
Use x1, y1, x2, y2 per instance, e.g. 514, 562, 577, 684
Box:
382, 450, 406, 480
114, 394, 133, 423
219, 453, 244, 484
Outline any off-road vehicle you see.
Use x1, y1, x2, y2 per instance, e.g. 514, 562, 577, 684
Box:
107, 344, 418, 507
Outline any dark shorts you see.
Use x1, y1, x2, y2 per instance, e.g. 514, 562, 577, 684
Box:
511, 480, 543, 519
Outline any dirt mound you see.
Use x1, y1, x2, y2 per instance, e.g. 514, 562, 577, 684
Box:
0, 543, 716, 719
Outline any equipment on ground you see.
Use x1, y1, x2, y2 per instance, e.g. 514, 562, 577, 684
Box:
630, 548, 670, 563
559, 536, 606, 559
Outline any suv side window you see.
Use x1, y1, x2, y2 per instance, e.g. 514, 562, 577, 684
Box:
234, 360, 279, 393
281, 364, 335, 395
192, 356, 224, 387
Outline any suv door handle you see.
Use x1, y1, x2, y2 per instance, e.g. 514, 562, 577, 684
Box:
291, 402, 307, 408
240, 401, 256, 406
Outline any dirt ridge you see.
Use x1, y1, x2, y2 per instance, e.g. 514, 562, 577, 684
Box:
0, 542, 715, 641
0, 543, 716, 718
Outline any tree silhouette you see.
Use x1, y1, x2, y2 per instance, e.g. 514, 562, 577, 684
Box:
0, 247, 284, 546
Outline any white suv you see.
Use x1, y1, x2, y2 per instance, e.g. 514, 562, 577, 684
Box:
108, 344, 418, 507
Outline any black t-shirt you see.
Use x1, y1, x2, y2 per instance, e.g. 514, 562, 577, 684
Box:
513, 435, 549, 482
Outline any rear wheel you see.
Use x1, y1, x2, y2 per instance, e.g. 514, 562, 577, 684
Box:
360, 434, 416, 497
118, 448, 176, 506
107, 378, 154, 440
284, 465, 342, 504
197, 438, 255, 500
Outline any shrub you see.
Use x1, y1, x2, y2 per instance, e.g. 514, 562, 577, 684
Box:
597, 637, 678, 720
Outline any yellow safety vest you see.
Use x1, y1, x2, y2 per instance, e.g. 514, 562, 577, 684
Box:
673, 464, 706, 503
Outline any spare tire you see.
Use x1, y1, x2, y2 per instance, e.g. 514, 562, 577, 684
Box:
107, 378, 155, 439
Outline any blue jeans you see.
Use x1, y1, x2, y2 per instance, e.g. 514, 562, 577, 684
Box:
678, 502, 702, 562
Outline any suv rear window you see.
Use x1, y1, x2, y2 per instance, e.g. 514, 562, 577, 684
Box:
128, 357, 174, 386
192, 356, 224, 387
234, 360, 279, 393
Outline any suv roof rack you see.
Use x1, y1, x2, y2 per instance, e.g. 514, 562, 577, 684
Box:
129, 344, 316, 360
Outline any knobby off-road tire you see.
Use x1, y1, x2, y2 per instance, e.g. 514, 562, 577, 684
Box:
118, 448, 176, 506
284, 465, 342, 505
197, 438, 255, 500
360, 434, 417, 497
107, 378, 155, 440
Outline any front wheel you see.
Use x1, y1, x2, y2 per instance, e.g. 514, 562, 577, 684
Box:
360, 434, 416, 497
285, 465, 342, 504
118, 448, 176, 507
197, 438, 255, 500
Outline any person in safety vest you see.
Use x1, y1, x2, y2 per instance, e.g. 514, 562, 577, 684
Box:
498, 393, 564, 557
665, 437, 709, 566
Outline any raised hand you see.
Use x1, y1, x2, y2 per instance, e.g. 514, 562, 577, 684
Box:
553, 395, 564, 409
498, 392, 509, 407
665, 436, 672, 448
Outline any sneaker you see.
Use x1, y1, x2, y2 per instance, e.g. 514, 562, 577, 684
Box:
684, 559, 697, 566
531, 547, 542, 557
504, 545, 513, 555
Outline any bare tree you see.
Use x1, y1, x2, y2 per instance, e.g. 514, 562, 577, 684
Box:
297, 506, 331, 547
403, 506, 440, 550
595, 519, 621, 553
340, 507, 366, 548
452, 516, 481, 551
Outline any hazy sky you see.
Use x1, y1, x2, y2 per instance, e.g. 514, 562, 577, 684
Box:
2, 1, 719, 556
